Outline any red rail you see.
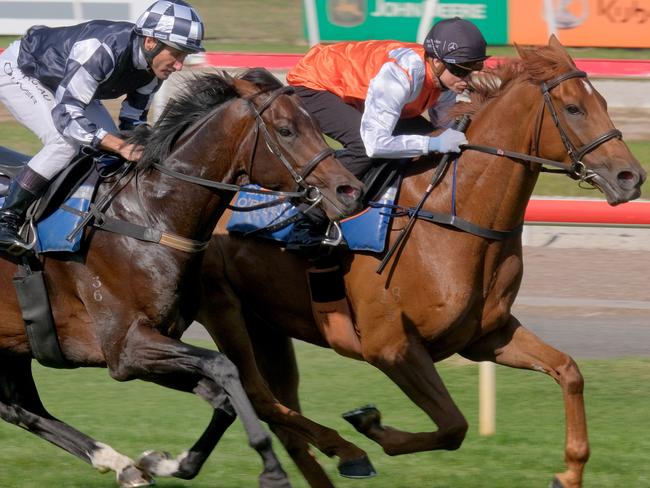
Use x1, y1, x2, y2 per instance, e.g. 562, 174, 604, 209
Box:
203, 52, 650, 78
525, 199, 650, 226
1, 47, 648, 77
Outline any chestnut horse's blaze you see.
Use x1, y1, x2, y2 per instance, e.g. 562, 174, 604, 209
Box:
196, 38, 645, 488
0, 69, 363, 487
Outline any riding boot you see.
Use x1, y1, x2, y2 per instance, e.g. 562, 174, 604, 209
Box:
0, 167, 49, 256
307, 263, 362, 360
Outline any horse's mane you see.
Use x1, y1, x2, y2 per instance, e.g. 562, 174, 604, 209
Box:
448, 41, 577, 121
129, 68, 283, 167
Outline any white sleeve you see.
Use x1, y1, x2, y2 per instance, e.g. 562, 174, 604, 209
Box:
360, 61, 430, 159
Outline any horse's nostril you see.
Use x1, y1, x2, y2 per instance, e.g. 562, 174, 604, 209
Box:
337, 184, 362, 202
617, 170, 639, 191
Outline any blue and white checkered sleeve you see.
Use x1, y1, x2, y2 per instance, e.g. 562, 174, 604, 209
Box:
51, 39, 115, 147
118, 78, 162, 131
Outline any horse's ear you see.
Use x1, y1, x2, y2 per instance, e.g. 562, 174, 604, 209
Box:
514, 42, 527, 59
548, 34, 576, 66
548, 34, 563, 50
231, 77, 259, 98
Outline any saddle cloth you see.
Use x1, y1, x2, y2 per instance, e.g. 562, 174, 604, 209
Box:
0, 150, 121, 254
226, 181, 400, 253
0, 178, 96, 253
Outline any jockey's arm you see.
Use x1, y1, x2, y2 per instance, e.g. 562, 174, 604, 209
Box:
98, 132, 143, 162
360, 61, 431, 159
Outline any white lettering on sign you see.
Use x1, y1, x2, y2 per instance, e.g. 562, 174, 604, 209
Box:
371, 0, 487, 19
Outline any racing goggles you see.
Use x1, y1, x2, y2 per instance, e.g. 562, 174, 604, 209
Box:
443, 60, 484, 78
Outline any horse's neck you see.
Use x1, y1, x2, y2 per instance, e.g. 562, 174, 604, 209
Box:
442, 83, 541, 232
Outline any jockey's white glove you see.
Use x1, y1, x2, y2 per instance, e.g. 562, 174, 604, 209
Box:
428, 129, 468, 154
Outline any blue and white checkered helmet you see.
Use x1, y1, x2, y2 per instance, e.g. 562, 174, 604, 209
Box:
135, 0, 204, 53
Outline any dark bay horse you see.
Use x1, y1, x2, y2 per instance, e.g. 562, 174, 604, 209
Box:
195, 38, 646, 488
0, 69, 363, 487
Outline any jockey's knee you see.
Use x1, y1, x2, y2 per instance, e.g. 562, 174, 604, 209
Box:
28, 136, 79, 180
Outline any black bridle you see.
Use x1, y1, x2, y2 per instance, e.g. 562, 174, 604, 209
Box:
152, 85, 334, 207
463, 70, 622, 181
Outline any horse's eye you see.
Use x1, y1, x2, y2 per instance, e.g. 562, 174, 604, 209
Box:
566, 104, 582, 115
278, 127, 293, 137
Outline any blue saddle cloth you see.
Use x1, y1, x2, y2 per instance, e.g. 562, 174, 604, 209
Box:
226, 182, 400, 253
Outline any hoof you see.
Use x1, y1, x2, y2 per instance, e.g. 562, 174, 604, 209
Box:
549, 477, 565, 488
118, 465, 155, 488
338, 455, 377, 479
259, 468, 292, 488
342, 404, 381, 432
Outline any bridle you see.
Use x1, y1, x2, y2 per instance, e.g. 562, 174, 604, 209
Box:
538, 70, 622, 178
463, 69, 622, 182
152, 85, 334, 206
244, 85, 335, 207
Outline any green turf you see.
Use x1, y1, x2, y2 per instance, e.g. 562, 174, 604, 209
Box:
0, 341, 648, 487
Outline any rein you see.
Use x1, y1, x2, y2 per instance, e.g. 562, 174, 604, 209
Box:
377, 69, 622, 274
93, 85, 335, 253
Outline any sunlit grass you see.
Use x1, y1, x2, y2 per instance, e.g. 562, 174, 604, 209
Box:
0, 341, 648, 487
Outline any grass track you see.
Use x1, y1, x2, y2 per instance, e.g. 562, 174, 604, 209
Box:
0, 341, 648, 487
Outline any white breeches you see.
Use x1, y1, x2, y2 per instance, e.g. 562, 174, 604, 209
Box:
0, 41, 117, 181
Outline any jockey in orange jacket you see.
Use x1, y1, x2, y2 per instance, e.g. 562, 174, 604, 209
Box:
285, 17, 489, 250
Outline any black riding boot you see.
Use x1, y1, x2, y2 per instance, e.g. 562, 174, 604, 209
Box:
0, 167, 48, 255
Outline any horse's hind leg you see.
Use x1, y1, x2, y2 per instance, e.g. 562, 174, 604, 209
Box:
250, 321, 335, 488
0, 356, 152, 487
460, 316, 588, 488
107, 323, 290, 488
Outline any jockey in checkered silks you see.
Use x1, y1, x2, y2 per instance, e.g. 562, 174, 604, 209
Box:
0, 0, 204, 255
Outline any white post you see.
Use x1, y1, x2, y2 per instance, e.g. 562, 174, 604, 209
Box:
303, 0, 321, 46
479, 361, 496, 436
417, 0, 438, 43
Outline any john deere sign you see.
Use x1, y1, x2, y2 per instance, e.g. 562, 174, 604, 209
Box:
311, 0, 508, 44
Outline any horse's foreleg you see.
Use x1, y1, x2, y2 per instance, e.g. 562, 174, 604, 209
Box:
460, 316, 588, 488
107, 324, 290, 488
349, 336, 469, 455
0, 356, 152, 487
136, 378, 236, 479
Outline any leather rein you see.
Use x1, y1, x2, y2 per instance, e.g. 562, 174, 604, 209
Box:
90, 86, 334, 253
377, 70, 622, 274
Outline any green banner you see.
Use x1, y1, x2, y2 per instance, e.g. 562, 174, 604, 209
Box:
309, 0, 508, 45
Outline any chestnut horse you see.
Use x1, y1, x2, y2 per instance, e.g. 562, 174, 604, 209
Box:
0, 69, 363, 487
195, 38, 646, 488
